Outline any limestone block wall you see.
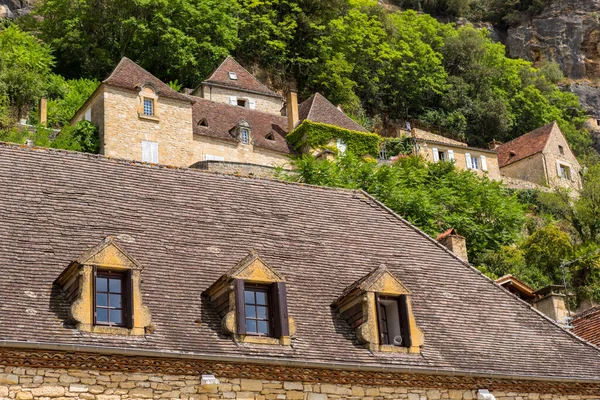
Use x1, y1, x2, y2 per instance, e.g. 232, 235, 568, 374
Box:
542, 131, 582, 190
416, 142, 501, 181
0, 366, 595, 400
201, 85, 283, 116
500, 154, 548, 187
192, 135, 292, 168
191, 160, 293, 179
102, 87, 195, 167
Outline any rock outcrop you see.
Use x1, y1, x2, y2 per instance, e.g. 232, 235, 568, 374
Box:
507, 0, 600, 80
0, 0, 32, 18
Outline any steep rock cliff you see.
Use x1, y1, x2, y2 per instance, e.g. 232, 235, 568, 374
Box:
0, 0, 31, 18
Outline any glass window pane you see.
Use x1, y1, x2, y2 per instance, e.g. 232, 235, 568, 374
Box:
109, 278, 122, 293
258, 321, 269, 335
246, 319, 257, 334
110, 310, 122, 325
256, 291, 267, 305
96, 277, 107, 292
96, 307, 108, 323
257, 306, 268, 320
244, 290, 254, 304
246, 305, 256, 319
110, 294, 122, 309
96, 293, 107, 307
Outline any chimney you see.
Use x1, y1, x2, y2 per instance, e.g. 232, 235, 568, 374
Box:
436, 228, 468, 262
488, 139, 502, 150
39, 97, 47, 127
533, 285, 570, 326
286, 90, 299, 132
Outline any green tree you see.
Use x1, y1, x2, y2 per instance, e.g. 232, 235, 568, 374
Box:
522, 224, 573, 284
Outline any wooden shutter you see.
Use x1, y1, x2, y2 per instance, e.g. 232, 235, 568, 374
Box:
234, 279, 246, 335
141, 141, 151, 162
125, 269, 134, 329
465, 153, 472, 169
447, 150, 454, 161
432, 148, 439, 162
397, 295, 412, 348
249, 99, 256, 109
271, 282, 289, 337
375, 293, 385, 345
151, 142, 159, 164
481, 155, 487, 171
229, 96, 237, 105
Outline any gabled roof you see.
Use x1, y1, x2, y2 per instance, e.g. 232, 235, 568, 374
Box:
411, 129, 468, 148
187, 95, 294, 154
1, 142, 600, 381
495, 274, 536, 299
103, 57, 192, 103
496, 122, 558, 168
573, 306, 600, 347
298, 93, 369, 133
202, 56, 281, 98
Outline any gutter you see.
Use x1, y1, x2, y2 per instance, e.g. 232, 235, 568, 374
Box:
0, 340, 599, 384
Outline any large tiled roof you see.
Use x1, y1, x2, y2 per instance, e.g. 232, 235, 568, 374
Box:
203, 57, 281, 98
573, 306, 600, 347
496, 122, 557, 168
298, 93, 369, 133
103, 58, 192, 103
1, 143, 600, 381
188, 95, 294, 155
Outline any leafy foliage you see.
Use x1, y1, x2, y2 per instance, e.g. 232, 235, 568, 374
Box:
287, 120, 381, 156
285, 154, 526, 260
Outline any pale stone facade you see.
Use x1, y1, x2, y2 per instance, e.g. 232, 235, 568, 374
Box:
500, 153, 548, 187
0, 366, 595, 400
198, 84, 283, 116
192, 135, 291, 168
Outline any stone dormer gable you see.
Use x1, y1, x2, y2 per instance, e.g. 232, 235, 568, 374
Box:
202, 56, 281, 98
203, 251, 295, 345
333, 265, 424, 353
298, 93, 368, 133
103, 57, 192, 103
496, 122, 559, 168
54, 236, 151, 336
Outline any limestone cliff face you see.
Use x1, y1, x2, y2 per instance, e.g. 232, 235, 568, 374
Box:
0, 0, 32, 18
507, 0, 600, 80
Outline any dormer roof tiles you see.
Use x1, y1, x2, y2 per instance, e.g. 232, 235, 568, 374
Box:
496, 122, 558, 168
298, 93, 369, 133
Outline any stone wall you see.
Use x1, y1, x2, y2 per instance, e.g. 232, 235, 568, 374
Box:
500, 153, 547, 187
190, 160, 293, 179
0, 366, 596, 400
416, 141, 501, 181
201, 85, 283, 116
542, 129, 582, 191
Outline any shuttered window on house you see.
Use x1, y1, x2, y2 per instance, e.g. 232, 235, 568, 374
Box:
480, 155, 487, 171
141, 141, 159, 164
234, 279, 289, 337
376, 294, 411, 348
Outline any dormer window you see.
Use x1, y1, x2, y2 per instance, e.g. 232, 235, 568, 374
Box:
265, 132, 275, 141
138, 84, 159, 120
229, 71, 238, 80
231, 120, 252, 145
333, 265, 423, 353
54, 237, 151, 336
241, 128, 250, 144
198, 118, 208, 127
204, 251, 295, 345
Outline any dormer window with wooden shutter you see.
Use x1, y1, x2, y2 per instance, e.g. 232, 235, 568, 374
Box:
54, 237, 152, 336
332, 265, 423, 353
204, 251, 295, 345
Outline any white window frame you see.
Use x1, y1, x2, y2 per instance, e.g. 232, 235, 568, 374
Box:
228, 71, 238, 80
229, 96, 237, 106
447, 150, 455, 161
141, 141, 158, 164
336, 139, 347, 154
556, 161, 571, 180
465, 153, 473, 169
471, 156, 479, 170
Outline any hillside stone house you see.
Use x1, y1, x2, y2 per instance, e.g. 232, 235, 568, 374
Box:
496, 122, 582, 190
409, 128, 501, 180
72, 57, 368, 175
1, 143, 600, 399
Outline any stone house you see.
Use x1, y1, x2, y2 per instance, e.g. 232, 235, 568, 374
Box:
72, 57, 369, 174
496, 122, 583, 190
1, 142, 600, 399
410, 128, 501, 180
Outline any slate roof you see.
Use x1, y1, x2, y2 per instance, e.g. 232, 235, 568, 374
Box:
298, 93, 369, 133
496, 122, 557, 168
1, 143, 600, 381
188, 95, 294, 155
203, 57, 281, 98
573, 306, 600, 347
103, 58, 192, 103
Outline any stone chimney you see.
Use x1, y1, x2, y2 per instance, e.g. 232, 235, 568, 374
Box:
488, 139, 502, 150
39, 97, 47, 127
436, 228, 468, 262
533, 285, 570, 326
286, 90, 299, 132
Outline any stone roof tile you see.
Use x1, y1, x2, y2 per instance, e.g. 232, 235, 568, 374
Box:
203, 57, 281, 98
298, 93, 369, 133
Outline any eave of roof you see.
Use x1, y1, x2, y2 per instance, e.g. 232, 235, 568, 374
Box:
496, 122, 557, 168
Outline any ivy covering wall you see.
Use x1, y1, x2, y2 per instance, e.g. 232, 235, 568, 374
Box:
287, 120, 380, 156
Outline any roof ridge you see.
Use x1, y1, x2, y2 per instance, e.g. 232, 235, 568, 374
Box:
203, 56, 279, 97
357, 189, 600, 357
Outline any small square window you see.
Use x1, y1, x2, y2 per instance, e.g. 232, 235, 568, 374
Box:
237, 99, 247, 108
95, 271, 126, 327
143, 98, 154, 116
559, 145, 564, 155
244, 285, 271, 336
229, 71, 238, 80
